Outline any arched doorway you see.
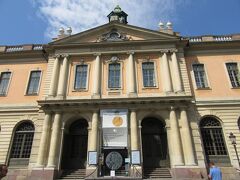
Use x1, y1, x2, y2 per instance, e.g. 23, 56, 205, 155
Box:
141, 118, 169, 168
61, 119, 88, 169
200, 116, 230, 166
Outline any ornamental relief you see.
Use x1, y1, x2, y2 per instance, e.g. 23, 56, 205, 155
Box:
96, 28, 129, 42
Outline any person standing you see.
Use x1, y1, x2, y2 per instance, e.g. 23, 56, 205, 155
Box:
208, 162, 222, 180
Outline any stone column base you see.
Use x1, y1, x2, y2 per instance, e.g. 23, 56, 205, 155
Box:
127, 93, 137, 98
130, 165, 142, 178
86, 166, 98, 179
171, 168, 207, 179
29, 168, 58, 180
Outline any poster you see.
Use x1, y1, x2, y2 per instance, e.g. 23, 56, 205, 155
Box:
101, 109, 128, 147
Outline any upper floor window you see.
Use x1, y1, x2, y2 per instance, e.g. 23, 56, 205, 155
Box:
192, 64, 208, 88
142, 62, 156, 87
108, 63, 121, 88
0, 72, 11, 96
74, 65, 88, 90
226, 63, 240, 87
26, 71, 41, 95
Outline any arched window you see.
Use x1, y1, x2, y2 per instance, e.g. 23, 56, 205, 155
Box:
9, 122, 35, 166
200, 117, 230, 166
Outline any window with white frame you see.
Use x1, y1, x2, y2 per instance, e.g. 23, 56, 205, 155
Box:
108, 63, 121, 88
142, 62, 156, 87
74, 65, 88, 90
26, 71, 41, 95
226, 63, 240, 87
192, 64, 208, 88
0, 72, 11, 96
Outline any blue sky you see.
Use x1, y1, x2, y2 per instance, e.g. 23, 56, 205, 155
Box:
0, 0, 239, 45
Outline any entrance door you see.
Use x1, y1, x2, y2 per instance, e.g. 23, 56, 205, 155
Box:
141, 118, 169, 168
61, 120, 88, 169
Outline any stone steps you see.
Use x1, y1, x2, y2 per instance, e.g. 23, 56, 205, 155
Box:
143, 168, 172, 179
58, 169, 86, 180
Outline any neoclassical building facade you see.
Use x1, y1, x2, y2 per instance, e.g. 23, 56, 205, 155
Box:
0, 6, 240, 180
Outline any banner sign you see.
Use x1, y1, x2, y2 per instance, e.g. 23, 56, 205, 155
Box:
101, 109, 128, 147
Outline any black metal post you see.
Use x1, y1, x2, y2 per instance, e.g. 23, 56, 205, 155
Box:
233, 144, 240, 167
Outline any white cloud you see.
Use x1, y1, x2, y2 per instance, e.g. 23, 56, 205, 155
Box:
32, 0, 189, 39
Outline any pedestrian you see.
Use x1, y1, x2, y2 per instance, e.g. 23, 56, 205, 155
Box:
208, 162, 222, 180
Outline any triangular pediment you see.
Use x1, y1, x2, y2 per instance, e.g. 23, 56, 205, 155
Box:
50, 22, 179, 45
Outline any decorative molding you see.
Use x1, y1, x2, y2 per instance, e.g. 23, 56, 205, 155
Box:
96, 28, 129, 42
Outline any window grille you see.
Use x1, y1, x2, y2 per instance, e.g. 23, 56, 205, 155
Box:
142, 62, 156, 87
192, 64, 208, 88
108, 63, 121, 88
226, 63, 240, 87
200, 117, 230, 166
74, 65, 88, 89
10, 122, 34, 159
0, 72, 11, 95
27, 71, 41, 95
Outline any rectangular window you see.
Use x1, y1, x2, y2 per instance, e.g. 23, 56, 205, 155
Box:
226, 63, 240, 87
142, 62, 156, 87
0, 72, 11, 96
27, 71, 41, 95
192, 64, 208, 88
74, 65, 88, 90
108, 63, 121, 88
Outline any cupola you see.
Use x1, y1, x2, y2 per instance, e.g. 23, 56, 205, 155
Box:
107, 5, 128, 24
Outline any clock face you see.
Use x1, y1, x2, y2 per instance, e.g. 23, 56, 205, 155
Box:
105, 151, 123, 170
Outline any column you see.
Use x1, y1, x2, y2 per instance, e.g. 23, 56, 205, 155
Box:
127, 52, 137, 96
180, 108, 196, 165
92, 54, 101, 98
36, 113, 52, 167
49, 55, 61, 97
57, 54, 69, 97
169, 107, 184, 166
171, 51, 183, 92
161, 52, 173, 92
130, 109, 139, 150
47, 112, 62, 168
89, 111, 99, 151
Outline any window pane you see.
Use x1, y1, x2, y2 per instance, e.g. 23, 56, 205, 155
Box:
10, 122, 34, 159
27, 71, 41, 95
108, 63, 121, 88
0, 72, 11, 95
200, 117, 230, 165
226, 63, 240, 87
193, 64, 208, 88
74, 65, 88, 89
142, 62, 156, 87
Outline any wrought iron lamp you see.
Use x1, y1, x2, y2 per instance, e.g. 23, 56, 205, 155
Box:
229, 132, 240, 167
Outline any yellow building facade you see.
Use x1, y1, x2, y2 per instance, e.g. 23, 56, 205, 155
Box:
0, 6, 240, 180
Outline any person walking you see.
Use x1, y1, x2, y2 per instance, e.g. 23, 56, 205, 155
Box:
208, 162, 222, 180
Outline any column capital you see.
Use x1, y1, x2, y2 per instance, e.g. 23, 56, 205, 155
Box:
127, 51, 135, 55
160, 49, 170, 54
53, 54, 61, 59
169, 48, 178, 53
61, 54, 70, 59
170, 106, 176, 111
93, 53, 101, 56
129, 108, 137, 112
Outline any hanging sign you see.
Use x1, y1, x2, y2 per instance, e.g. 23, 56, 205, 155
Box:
101, 109, 128, 147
